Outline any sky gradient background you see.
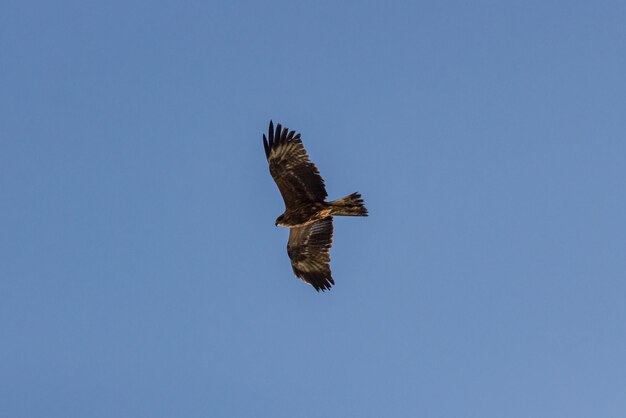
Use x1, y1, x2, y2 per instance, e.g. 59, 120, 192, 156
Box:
2, 1, 626, 417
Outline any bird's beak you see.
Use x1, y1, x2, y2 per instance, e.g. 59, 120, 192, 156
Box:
275, 222, 278, 226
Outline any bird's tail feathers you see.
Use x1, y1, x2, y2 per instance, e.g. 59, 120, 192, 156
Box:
329, 192, 368, 217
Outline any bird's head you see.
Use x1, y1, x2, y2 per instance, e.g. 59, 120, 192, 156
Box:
275, 214, 286, 227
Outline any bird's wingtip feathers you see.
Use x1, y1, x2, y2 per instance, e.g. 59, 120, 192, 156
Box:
262, 134, 270, 159
264, 121, 302, 158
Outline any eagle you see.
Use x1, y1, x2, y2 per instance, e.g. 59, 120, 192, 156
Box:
263, 121, 368, 291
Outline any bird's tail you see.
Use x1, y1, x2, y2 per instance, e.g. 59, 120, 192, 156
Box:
329, 192, 368, 217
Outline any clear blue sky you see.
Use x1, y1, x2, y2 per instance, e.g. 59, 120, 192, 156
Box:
2, 1, 626, 417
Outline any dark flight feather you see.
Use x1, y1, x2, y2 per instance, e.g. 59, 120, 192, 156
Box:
287, 218, 334, 291
264, 120, 327, 210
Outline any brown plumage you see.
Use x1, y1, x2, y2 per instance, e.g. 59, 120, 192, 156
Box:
263, 121, 368, 291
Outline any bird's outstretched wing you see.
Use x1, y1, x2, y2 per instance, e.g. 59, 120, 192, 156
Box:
287, 218, 334, 291
263, 121, 327, 209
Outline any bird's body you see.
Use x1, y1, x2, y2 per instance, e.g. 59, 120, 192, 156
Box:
276, 202, 332, 227
263, 121, 367, 291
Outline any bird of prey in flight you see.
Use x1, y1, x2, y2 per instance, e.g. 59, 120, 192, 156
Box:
263, 121, 367, 291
